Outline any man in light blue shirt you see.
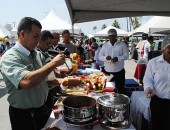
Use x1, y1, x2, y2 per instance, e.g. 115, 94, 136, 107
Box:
0, 17, 65, 130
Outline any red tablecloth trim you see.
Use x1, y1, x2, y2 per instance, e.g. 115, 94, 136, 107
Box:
134, 64, 146, 84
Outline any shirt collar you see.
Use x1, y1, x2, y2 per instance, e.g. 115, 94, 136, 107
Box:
108, 40, 119, 46
14, 42, 36, 57
157, 54, 165, 62
36, 47, 45, 55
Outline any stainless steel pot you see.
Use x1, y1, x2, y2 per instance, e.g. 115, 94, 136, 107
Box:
98, 93, 130, 123
63, 96, 97, 120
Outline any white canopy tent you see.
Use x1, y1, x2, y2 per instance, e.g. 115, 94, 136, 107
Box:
40, 9, 81, 35
132, 16, 170, 35
154, 30, 170, 34
0, 24, 11, 37
87, 34, 94, 38
11, 26, 17, 36
94, 26, 129, 37
65, 0, 170, 24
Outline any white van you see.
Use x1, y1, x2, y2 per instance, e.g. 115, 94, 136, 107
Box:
154, 39, 163, 50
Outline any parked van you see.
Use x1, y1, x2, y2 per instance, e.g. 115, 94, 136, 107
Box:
154, 39, 163, 50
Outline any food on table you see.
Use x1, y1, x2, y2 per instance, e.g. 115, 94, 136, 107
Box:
65, 91, 86, 96
80, 73, 107, 92
61, 76, 83, 90
61, 73, 108, 92
70, 53, 78, 61
72, 63, 78, 73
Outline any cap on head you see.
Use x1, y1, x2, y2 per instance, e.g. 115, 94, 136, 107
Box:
107, 29, 117, 36
162, 35, 170, 50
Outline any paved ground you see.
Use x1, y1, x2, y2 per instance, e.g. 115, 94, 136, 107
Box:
0, 73, 11, 130
0, 59, 137, 130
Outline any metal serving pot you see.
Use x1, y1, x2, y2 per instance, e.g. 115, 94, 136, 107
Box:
98, 93, 130, 123
63, 96, 97, 120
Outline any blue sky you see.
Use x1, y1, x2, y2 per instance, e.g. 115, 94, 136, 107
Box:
0, 0, 152, 34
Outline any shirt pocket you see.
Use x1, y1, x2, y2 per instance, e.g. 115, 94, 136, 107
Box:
154, 70, 168, 82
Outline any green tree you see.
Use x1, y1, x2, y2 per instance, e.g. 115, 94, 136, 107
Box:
101, 24, 107, 30
130, 17, 141, 30
93, 26, 97, 33
112, 20, 120, 29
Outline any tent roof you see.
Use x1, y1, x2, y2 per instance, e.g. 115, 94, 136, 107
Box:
132, 16, 170, 34
40, 9, 81, 34
11, 26, 17, 36
65, 0, 170, 24
94, 26, 129, 37
0, 24, 11, 37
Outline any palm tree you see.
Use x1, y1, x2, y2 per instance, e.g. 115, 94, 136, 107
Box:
130, 17, 141, 31
101, 24, 107, 30
93, 26, 97, 33
112, 20, 120, 29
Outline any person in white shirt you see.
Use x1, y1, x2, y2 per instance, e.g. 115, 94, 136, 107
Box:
143, 36, 154, 61
91, 42, 105, 72
143, 35, 170, 130
99, 29, 129, 94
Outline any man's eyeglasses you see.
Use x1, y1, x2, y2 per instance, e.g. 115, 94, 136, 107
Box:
109, 35, 117, 37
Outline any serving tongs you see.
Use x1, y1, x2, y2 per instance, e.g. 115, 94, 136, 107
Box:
57, 48, 71, 71
55, 90, 85, 97
54, 92, 71, 97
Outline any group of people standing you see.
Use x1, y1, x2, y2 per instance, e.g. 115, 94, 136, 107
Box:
0, 40, 12, 56
0, 16, 130, 130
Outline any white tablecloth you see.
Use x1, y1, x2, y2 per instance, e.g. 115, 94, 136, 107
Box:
43, 112, 136, 130
130, 91, 151, 130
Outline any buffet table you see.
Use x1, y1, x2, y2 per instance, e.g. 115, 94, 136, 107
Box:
44, 61, 137, 130
43, 111, 136, 130
130, 91, 151, 130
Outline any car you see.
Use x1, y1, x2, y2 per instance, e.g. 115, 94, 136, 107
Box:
153, 39, 163, 50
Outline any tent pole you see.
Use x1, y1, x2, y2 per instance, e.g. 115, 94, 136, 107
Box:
72, 23, 74, 37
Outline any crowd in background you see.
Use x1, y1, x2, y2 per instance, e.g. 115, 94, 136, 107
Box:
0, 30, 108, 64
0, 31, 130, 64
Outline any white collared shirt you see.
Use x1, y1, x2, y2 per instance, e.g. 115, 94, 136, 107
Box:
143, 55, 170, 99
99, 41, 129, 72
143, 40, 151, 59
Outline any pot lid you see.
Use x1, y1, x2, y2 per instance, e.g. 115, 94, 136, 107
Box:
98, 93, 130, 106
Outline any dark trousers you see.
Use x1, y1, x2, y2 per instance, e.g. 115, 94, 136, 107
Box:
9, 103, 50, 130
101, 67, 107, 74
105, 68, 126, 94
46, 86, 62, 108
150, 95, 170, 130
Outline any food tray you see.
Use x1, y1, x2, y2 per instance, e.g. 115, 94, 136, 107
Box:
60, 84, 85, 91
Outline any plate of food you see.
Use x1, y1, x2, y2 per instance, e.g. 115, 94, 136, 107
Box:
61, 76, 85, 91
64, 91, 86, 96
82, 73, 107, 93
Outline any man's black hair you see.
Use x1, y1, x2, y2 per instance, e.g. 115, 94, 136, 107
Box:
17, 17, 42, 36
147, 36, 154, 41
62, 30, 70, 36
142, 34, 148, 40
41, 30, 54, 41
